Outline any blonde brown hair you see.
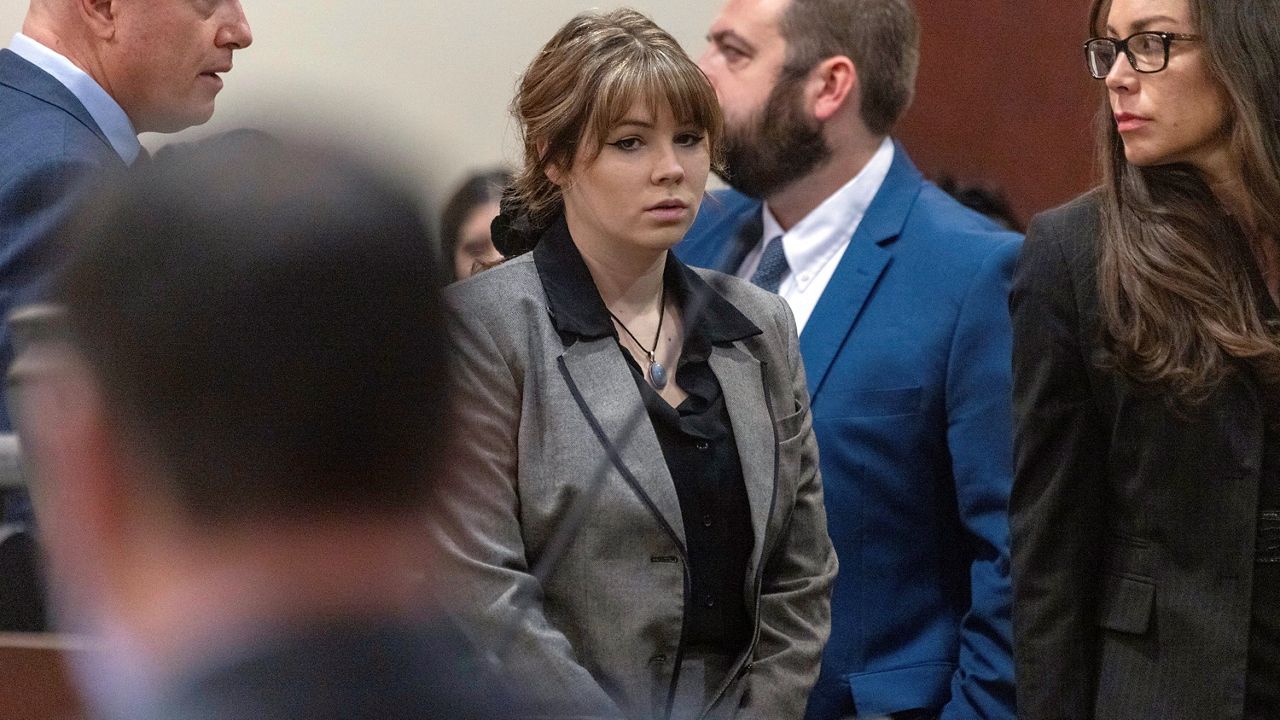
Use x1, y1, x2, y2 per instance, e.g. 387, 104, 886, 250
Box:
496, 8, 723, 255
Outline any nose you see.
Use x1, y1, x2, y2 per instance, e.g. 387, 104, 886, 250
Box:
217, 1, 254, 50
652, 142, 686, 186
697, 47, 720, 91
1104, 51, 1136, 94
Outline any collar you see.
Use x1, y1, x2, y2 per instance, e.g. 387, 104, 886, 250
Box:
9, 33, 142, 165
532, 214, 762, 345
760, 136, 895, 290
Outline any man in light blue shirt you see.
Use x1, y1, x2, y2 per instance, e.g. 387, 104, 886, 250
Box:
0, 0, 252, 630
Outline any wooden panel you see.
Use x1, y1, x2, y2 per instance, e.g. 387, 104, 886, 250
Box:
0, 634, 87, 720
898, 0, 1101, 225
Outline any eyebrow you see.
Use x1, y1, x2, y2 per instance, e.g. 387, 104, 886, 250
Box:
1106, 14, 1183, 34
707, 29, 756, 52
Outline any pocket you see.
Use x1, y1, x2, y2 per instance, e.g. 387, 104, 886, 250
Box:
774, 405, 805, 443
817, 385, 922, 419
1097, 573, 1155, 634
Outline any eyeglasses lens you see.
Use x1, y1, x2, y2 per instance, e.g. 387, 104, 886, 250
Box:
1087, 40, 1117, 78
1129, 33, 1166, 71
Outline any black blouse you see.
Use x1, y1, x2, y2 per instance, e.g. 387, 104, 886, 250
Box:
532, 216, 762, 653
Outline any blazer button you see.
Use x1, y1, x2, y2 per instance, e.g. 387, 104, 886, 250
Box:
649, 653, 668, 664
696, 440, 709, 451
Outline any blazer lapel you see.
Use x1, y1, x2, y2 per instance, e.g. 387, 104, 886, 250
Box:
799, 143, 924, 398
0, 50, 115, 156
707, 344, 775, 579
557, 336, 688, 550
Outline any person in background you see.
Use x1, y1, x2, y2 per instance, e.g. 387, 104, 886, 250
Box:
935, 176, 1023, 232
430, 8, 836, 719
1010, 0, 1280, 717
679, 0, 1021, 717
11, 133, 522, 720
441, 169, 510, 281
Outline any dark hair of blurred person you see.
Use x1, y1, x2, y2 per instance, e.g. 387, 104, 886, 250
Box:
936, 175, 1024, 232
440, 169, 510, 281
1009, 0, 1280, 717
10, 132, 524, 720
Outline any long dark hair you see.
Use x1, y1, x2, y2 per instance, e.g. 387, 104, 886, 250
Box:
1091, 0, 1280, 405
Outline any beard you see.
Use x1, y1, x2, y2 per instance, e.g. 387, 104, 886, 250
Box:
718, 73, 833, 200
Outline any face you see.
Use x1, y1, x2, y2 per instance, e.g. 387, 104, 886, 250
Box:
556, 102, 711, 259
1102, 0, 1231, 173
105, 0, 253, 133
699, 0, 830, 198
453, 201, 502, 280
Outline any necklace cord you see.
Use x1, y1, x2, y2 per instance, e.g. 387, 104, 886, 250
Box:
607, 283, 667, 362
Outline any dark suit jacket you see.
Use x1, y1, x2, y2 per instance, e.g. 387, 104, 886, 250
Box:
123, 620, 527, 720
677, 145, 1020, 720
0, 48, 124, 431
1009, 193, 1275, 719
433, 225, 836, 720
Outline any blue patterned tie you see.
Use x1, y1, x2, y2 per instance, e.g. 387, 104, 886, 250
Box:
749, 235, 789, 293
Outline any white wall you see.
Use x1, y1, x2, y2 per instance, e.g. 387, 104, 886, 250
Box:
1, 1, 718, 206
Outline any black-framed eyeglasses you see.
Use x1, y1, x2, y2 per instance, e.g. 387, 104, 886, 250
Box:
1084, 31, 1203, 79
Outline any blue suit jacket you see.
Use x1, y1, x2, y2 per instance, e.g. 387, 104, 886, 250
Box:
0, 49, 124, 431
676, 145, 1020, 719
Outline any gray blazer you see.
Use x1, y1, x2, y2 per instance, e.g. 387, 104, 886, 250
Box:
430, 245, 836, 720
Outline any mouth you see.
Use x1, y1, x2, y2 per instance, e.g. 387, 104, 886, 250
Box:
1114, 112, 1151, 132
645, 199, 690, 211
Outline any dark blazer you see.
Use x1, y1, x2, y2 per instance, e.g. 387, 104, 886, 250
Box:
0, 48, 124, 431
1009, 193, 1274, 719
431, 229, 837, 720
677, 145, 1021, 720
124, 620, 526, 720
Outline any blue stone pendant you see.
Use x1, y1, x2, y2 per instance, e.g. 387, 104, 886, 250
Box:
649, 360, 669, 390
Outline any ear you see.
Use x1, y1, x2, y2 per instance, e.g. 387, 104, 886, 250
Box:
76, 0, 119, 39
544, 162, 564, 187
810, 55, 858, 123
538, 140, 568, 187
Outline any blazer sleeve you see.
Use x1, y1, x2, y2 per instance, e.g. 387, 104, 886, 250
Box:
939, 236, 1020, 720
428, 298, 626, 720
737, 294, 838, 720
1007, 212, 1108, 719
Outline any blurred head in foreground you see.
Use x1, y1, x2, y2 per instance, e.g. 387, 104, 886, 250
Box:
10, 133, 513, 719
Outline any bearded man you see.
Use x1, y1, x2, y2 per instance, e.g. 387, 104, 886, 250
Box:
676, 1, 1020, 718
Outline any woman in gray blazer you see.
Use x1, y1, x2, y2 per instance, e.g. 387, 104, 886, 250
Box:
429, 9, 836, 720
1010, 0, 1280, 717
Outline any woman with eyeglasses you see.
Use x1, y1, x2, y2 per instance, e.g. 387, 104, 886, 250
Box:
1009, 0, 1280, 718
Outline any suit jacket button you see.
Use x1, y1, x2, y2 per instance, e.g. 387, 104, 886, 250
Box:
650, 653, 667, 664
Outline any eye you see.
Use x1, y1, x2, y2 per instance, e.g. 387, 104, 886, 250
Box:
608, 137, 643, 151
675, 132, 706, 147
720, 45, 747, 63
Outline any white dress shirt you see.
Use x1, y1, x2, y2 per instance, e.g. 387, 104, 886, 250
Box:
8, 33, 141, 165
735, 137, 895, 332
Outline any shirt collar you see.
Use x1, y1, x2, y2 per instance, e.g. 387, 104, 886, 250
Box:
532, 214, 761, 345
8, 33, 142, 165
760, 136, 895, 290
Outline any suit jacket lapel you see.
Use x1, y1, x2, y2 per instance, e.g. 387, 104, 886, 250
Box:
708, 344, 775, 579
557, 336, 688, 550
0, 50, 115, 155
799, 143, 924, 398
